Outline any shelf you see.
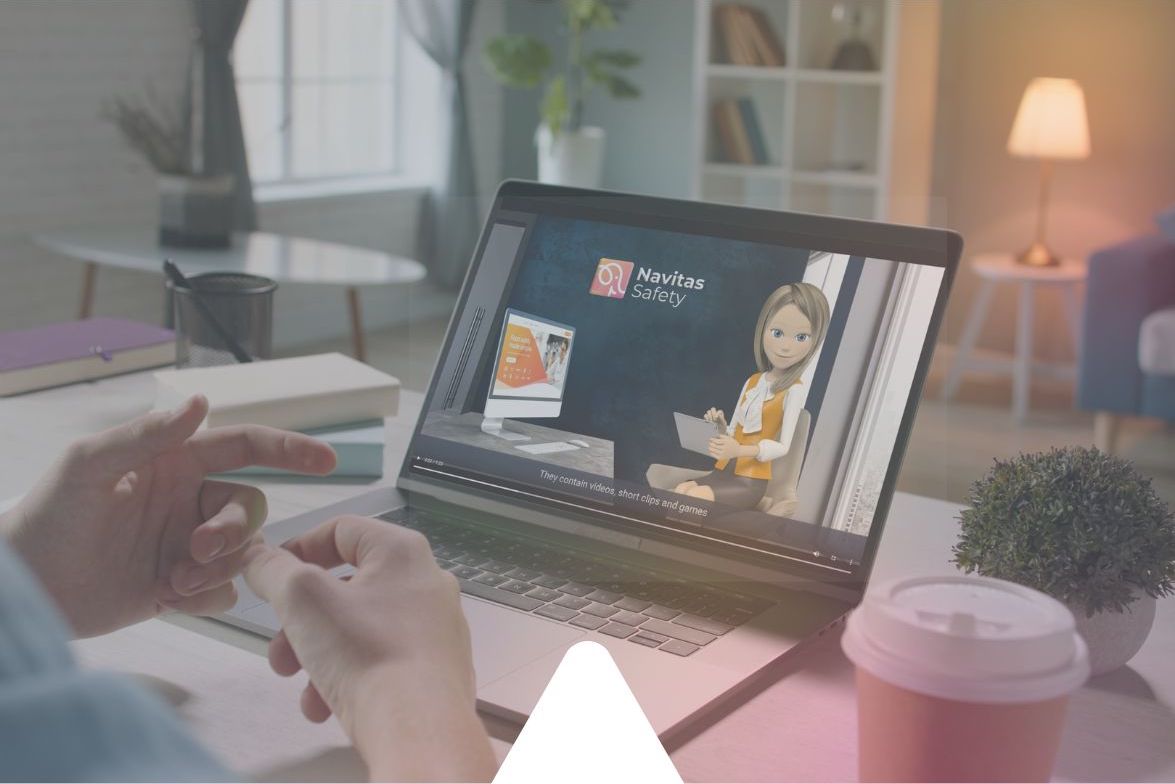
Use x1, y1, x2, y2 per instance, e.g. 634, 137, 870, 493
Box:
792, 68, 882, 86
707, 63, 789, 81
693, 0, 899, 220
704, 162, 788, 179
789, 169, 879, 188
707, 64, 883, 87
791, 181, 876, 220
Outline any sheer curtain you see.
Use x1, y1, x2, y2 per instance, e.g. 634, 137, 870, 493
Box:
401, 0, 479, 288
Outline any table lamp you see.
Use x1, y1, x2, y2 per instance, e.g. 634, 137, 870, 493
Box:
1006, 77, 1090, 267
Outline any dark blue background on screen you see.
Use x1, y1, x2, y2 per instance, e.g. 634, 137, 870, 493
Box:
472, 214, 863, 485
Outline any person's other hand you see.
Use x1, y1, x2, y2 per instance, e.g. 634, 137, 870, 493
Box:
243, 515, 496, 782
708, 433, 743, 461
704, 407, 728, 430
0, 396, 336, 637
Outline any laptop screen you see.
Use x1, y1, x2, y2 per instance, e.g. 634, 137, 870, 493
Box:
404, 185, 956, 581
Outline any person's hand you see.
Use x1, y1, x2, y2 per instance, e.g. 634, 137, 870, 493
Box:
707, 433, 744, 461
243, 515, 496, 782
704, 407, 728, 430
0, 395, 336, 637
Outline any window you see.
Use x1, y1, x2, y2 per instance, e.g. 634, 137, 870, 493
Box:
235, 0, 400, 185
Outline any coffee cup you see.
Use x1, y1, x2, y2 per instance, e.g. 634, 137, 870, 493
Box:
841, 575, 1089, 782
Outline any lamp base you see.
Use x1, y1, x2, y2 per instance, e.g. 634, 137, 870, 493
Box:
1016, 241, 1061, 267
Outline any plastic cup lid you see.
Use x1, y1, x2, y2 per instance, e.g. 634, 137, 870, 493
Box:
842, 574, 1090, 703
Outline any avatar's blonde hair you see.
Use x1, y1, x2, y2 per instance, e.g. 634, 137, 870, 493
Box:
752, 281, 831, 393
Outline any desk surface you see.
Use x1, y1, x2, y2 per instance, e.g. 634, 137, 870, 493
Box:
4, 371, 1173, 782
421, 410, 616, 478
34, 227, 426, 287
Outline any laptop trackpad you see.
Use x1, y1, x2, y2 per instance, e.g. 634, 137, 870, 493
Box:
462, 596, 584, 687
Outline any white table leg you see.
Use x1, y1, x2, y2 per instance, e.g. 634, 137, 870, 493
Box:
941, 279, 995, 400
1013, 281, 1035, 422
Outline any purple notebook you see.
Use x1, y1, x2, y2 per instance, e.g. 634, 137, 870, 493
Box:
0, 318, 174, 372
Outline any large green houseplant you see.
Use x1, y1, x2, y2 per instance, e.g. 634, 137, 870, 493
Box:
953, 446, 1175, 674
483, 0, 641, 186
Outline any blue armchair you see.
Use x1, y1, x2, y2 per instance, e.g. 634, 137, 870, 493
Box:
1078, 233, 1175, 452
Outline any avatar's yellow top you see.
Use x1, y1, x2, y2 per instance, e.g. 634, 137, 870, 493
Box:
714, 372, 789, 481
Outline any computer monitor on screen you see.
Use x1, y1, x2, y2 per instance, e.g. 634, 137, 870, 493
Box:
480, 309, 575, 440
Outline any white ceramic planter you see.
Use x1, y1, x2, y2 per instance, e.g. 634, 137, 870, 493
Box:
535, 125, 605, 188
1070, 593, 1157, 676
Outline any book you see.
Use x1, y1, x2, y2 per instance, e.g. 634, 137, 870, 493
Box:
744, 7, 786, 67
716, 4, 756, 65
153, 352, 400, 431
714, 4, 784, 67
226, 419, 385, 478
737, 97, 770, 164
712, 99, 755, 164
0, 318, 175, 396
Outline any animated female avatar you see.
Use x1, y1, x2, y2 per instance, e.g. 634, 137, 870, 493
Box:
674, 281, 830, 509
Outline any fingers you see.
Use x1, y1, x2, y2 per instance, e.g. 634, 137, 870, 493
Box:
707, 436, 723, 458
169, 542, 251, 597
192, 481, 268, 563
269, 629, 302, 676
301, 682, 333, 723
159, 581, 238, 617
242, 540, 323, 608
71, 396, 209, 481
188, 425, 337, 476
282, 515, 415, 571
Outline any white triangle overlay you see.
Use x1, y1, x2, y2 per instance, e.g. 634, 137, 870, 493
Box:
494, 641, 683, 784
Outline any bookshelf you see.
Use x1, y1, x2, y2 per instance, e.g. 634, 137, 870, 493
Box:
692, 0, 936, 221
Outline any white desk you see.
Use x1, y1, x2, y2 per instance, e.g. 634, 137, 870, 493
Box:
3, 372, 1173, 782
33, 227, 427, 362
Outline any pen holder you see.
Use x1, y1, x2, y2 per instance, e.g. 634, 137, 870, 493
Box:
167, 272, 277, 368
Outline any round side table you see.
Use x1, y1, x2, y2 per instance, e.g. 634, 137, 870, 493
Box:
940, 253, 1087, 421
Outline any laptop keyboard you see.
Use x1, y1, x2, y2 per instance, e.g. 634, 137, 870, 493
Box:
381, 508, 774, 657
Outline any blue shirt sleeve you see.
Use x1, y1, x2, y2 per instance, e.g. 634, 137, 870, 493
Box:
0, 541, 234, 782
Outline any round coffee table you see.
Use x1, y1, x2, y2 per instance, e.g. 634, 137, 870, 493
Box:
34, 227, 427, 362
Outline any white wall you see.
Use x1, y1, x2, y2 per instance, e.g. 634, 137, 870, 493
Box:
0, 0, 505, 347
0, 1, 191, 332
930, 0, 1175, 361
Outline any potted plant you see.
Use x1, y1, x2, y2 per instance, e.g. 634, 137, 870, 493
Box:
953, 446, 1175, 675
103, 89, 234, 248
484, 0, 641, 187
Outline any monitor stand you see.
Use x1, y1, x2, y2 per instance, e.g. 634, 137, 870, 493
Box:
480, 416, 531, 442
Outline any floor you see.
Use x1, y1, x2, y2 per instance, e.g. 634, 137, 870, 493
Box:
292, 317, 1175, 512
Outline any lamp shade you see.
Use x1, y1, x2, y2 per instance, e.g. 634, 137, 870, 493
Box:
1007, 78, 1091, 160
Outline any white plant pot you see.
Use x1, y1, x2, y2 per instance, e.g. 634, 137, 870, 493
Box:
535, 125, 606, 188
1070, 593, 1157, 676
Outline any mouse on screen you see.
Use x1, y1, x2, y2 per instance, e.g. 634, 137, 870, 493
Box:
568, 439, 590, 448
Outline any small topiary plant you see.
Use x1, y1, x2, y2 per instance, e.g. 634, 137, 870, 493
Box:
953, 446, 1175, 617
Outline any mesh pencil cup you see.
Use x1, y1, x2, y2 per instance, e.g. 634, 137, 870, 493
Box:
167, 272, 277, 368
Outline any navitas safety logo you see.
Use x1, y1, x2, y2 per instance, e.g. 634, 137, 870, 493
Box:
589, 258, 634, 299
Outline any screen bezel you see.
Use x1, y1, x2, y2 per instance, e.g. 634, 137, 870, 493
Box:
399, 180, 962, 594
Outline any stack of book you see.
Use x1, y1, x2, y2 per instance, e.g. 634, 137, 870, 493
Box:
712, 4, 786, 67
154, 352, 400, 479
712, 97, 771, 165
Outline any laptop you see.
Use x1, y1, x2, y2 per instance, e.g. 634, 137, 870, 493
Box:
223, 181, 961, 739
674, 411, 723, 456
